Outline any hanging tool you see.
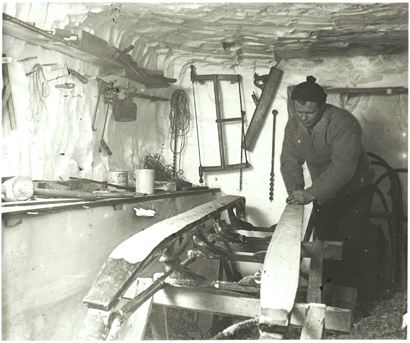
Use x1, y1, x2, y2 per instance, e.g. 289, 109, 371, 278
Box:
244, 67, 283, 151
67, 68, 88, 84
269, 110, 278, 202
92, 77, 116, 131
99, 101, 113, 156
91, 82, 105, 131
98, 84, 118, 156
55, 82, 75, 89
2, 57, 17, 130
190, 65, 250, 184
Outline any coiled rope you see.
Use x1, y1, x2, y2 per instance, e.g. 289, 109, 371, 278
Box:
27, 63, 50, 125
169, 90, 191, 176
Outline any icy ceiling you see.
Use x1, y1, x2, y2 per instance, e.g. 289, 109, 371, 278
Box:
76, 2, 408, 64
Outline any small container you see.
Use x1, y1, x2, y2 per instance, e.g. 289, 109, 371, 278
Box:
107, 171, 128, 187
135, 169, 155, 194
2, 176, 34, 201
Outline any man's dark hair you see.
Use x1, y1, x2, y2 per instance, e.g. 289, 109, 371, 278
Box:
291, 76, 327, 104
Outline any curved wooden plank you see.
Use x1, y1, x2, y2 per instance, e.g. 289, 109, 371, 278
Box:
244, 67, 283, 151
260, 204, 304, 326
83, 195, 245, 310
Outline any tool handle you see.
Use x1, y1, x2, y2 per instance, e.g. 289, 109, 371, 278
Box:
100, 139, 112, 156
34, 188, 98, 200
55, 82, 75, 89
67, 68, 88, 84
92, 87, 102, 131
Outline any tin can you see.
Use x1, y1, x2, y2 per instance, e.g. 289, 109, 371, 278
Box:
107, 171, 128, 187
135, 169, 155, 194
2, 176, 34, 201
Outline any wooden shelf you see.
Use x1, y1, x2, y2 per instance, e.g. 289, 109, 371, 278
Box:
1, 188, 220, 215
2, 13, 176, 88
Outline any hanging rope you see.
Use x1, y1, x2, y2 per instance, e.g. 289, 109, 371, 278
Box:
169, 90, 191, 177
27, 63, 50, 124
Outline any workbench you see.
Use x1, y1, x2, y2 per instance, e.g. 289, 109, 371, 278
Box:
1, 188, 220, 340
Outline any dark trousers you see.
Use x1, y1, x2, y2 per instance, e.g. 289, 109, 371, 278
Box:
313, 184, 378, 303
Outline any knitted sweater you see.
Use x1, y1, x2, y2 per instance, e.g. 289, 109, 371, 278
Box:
280, 104, 374, 204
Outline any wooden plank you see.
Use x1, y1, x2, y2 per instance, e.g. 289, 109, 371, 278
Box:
2, 13, 121, 71
2, 13, 173, 88
78, 308, 110, 340
306, 241, 324, 303
200, 162, 250, 172
213, 75, 226, 167
260, 204, 304, 326
301, 241, 343, 261
83, 195, 244, 309
291, 304, 352, 333
259, 332, 283, 339
153, 286, 260, 317
325, 86, 408, 95
151, 286, 352, 333
192, 74, 240, 82
1, 188, 220, 214
119, 278, 154, 340
244, 67, 283, 151
300, 304, 326, 339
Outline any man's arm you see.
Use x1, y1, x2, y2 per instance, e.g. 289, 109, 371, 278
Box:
306, 118, 362, 204
280, 121, 305, 194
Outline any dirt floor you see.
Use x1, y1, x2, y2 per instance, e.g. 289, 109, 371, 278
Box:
328, 291, 407, 340
145, 291, 407, 340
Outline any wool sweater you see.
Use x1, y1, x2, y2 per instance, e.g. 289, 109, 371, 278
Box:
280, 104, 374, 204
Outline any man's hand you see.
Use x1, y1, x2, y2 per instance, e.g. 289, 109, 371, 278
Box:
286, 190, 315, 205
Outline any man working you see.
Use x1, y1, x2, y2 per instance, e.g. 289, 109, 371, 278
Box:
280, 75, 376, 315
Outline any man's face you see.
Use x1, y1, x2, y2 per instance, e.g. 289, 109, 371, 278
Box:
294, 101, 323, 128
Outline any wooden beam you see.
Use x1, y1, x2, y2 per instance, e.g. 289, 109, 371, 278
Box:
291, 303, 352, 333
2, 13, 174, 88
260, 204, 304, 326
118, 278, 154, 340
149, 286, 352, 333
244, 67, 283, 151
83, 195, 245, 310
300, 304, 326, 339
324, 86, 408, 95
306, 241, 324, 303
301, 241, 343, 261
153, 286, 259, 318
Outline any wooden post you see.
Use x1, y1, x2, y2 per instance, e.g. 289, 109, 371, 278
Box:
300, 303, 326, 339
306, 241, 324, 303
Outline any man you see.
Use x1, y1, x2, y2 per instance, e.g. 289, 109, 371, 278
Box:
280, 75, 377, 314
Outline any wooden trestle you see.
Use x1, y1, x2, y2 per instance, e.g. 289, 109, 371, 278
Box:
79, 195, 352, 340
